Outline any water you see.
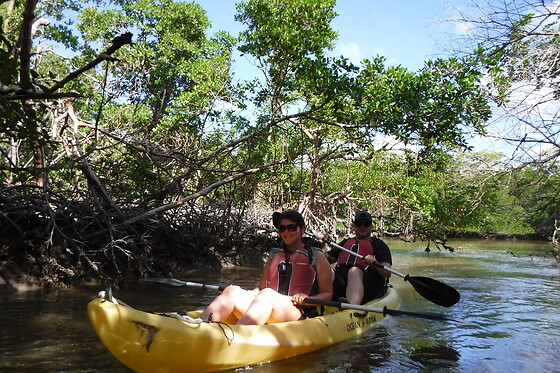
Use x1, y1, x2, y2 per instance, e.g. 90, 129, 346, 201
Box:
1, 238, 558, 373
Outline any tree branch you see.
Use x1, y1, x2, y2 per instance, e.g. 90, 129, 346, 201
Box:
50, 32, 133, 92
3, 92, 84, 100
66, 99, 124, 219
122, 165, 273, 226
18, 0, 39, 90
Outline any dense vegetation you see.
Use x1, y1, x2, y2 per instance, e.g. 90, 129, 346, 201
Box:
1, 0, 559, 289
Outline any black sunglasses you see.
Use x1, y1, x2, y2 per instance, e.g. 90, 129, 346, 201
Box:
355, 221, 372, 228
278, 224, 299, 233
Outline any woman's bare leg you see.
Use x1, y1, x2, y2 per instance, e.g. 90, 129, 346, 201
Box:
237, 288, 302, 325
200, 285, 255, 322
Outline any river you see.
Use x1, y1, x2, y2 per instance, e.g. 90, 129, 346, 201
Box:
1, 238, 558, 372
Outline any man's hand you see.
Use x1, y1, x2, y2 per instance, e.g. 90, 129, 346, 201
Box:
363, 254, 376, 265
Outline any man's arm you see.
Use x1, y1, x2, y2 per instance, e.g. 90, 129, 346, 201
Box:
371, 237, 392, 278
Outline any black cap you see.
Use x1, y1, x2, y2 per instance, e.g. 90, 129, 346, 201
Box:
272, 210, 305, 229
354, 211, 372, 224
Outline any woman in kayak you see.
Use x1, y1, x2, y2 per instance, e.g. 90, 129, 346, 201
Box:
200, 210, 333, 325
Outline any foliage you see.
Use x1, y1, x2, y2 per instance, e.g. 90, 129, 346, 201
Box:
507, 163, 560, 235
459, 0, 560, 239
2, 0, 555, 290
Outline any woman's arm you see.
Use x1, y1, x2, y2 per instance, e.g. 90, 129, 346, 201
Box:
309, 251, 334, 301
258, 260, 271, 290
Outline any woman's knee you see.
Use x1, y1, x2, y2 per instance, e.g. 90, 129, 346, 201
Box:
221, 285, 243, 298
254, 288, 289, 307
256, 287, 277, 299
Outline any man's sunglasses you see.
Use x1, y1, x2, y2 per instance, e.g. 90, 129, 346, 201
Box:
278, 224, 299, 233
355, 222, 372, 228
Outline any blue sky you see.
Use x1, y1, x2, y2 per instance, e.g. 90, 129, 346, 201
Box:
196, 0, 464, 72
330, 1, 459, 71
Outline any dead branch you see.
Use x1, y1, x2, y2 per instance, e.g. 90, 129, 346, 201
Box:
66, 99, 124, 220
31, 17, 49, 36
122, 165, 275, 226
552, 219, 559, 262
3, 92, 84, 100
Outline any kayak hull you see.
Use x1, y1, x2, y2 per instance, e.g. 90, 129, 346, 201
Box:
88, 286, 400, 372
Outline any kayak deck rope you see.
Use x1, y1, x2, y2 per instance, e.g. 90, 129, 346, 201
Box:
215, 321, 235, 342
168, 313, 204, 324
98, 289, 117, 303
170, 313, 234, 341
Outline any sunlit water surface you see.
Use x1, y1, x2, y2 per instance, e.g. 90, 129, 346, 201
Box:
1, 238, 558, 372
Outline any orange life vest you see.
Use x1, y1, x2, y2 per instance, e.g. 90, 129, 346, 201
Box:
337, 238, 375, 270
266, 247, 318, 296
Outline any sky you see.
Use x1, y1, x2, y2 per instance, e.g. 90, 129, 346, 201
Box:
331, 1, 459, 71
195, 0, 465, 72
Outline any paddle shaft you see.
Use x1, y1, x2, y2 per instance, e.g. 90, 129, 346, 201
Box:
301, 297, 464, 323
305, 231, 405, 278
143, 277, 227, 291
145, 278, 463, 323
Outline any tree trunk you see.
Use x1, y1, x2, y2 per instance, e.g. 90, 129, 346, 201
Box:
32, 143, 47, 188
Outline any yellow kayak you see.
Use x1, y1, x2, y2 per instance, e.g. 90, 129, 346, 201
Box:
88, 286, 400, 373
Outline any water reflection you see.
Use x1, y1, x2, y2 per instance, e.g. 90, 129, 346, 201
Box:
0, 239, 558, 372
409, 343, 460, 370
246, 326, 394, 373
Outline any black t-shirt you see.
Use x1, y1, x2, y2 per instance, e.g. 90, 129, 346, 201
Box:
329, 236, 392, 303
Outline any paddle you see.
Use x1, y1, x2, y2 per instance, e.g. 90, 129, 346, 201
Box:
144, 278, 464, 323
301, 298, 464, 323
144, 277, 227, 291
306, 231, 460, 308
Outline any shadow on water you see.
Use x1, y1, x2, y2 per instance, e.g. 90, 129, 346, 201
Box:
245, 326, 394, 373
0, 238, 559, 372
409, 344, 460, 370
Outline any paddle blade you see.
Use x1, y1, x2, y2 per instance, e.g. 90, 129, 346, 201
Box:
143, 278, 225, 291
144, 277, 188, 286
382, 307, 465, 323
406, 276, 460, 307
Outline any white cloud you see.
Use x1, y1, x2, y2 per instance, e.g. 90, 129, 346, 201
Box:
505, 81, 560, 121
372, 134, 411, 152
336, 42, 364, 64
453, 19, 475, 36
334, 42, 401, 67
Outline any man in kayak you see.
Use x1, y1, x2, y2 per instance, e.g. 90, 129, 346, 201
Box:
328, 211, 392, 304
200, 210, 333, 325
